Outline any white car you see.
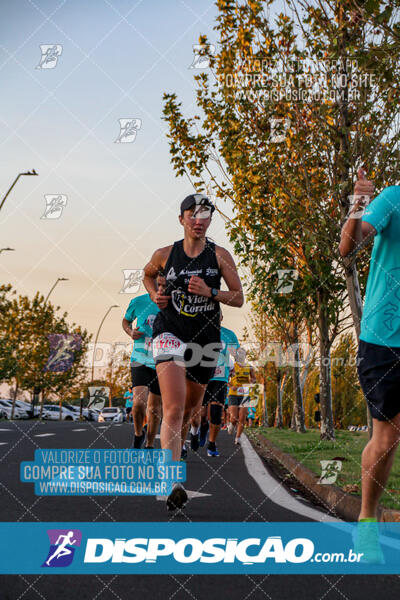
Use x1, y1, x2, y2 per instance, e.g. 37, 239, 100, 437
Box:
14, 400, 38, 418
42, 405, 80, 421
0, 399, 29, 419
98, 407, 124, 423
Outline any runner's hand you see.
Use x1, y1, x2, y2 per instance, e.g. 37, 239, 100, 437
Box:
188, 276, 211, 297
153, 290, 171, 309
353, 168, 374, 212
131, 327, 144, 340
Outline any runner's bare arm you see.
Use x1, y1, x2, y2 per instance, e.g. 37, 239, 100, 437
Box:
122, 318, 143, 340
143, 246, 172, 307
215, 246, 244, 307
339, 168, 376, 257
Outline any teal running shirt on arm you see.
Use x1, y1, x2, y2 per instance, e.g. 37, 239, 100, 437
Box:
124, 294, 159, 368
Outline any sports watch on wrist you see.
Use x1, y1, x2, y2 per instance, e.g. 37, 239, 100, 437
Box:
210, 287, 219, 298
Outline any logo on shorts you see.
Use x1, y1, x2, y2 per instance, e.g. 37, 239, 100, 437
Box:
42, 529, 81, 567
206, 267, 218, 276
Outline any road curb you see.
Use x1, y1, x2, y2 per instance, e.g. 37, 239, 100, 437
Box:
249, 431, 400, 523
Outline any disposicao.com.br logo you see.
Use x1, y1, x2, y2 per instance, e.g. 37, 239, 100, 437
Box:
83, 535, 361, 565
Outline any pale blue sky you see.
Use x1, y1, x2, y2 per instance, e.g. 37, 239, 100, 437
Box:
0, 0, 270, 344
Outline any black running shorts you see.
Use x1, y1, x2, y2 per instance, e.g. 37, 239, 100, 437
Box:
357, 339, 400, 421
130, 364, 161, 395
153, 332, 217, 386
228, 395, 251, 407
203, 380, 227, 406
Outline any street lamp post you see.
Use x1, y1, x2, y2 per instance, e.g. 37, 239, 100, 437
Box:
45, 277, 69, 303
0, 170, 38, 212
91, 305, 119, 382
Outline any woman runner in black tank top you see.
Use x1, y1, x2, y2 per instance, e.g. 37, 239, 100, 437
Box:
143, 193, 243, 509
152, 237, 221, 346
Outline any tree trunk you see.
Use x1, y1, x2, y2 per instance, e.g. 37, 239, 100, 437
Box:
39, 390, 45, 420
274, 369, 283, 428
335, 15, 373, 439
11, 381, 18, 420
317, 292, 335, 440
287, 325, 306, 432
262, 366, 268, 426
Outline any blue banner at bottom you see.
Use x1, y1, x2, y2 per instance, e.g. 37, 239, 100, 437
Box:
1, 522, 400, 574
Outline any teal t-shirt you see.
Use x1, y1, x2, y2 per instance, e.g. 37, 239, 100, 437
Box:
360, 185, 400, 347
123, 391, 133, 408
124, 294, 159, 368
211, 326, 240, 382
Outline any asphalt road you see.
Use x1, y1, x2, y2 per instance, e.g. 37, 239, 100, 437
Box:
0, 420, 399, 600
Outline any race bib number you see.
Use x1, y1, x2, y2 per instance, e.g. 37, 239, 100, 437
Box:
153, 333, 186, 359
236, 386, 249, 395
214, 365, 225, 378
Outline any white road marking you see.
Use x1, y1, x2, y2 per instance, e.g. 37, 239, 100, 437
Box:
241, 434, 341, 523
72, 429, 87, 432
0, 429, 11, 432
0, 442, 8, 445
34, 433, 55, 437
156, 490, 211, 501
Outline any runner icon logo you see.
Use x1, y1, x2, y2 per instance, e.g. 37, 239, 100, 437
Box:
42, 529, 82, 567
36, 45, 63, 69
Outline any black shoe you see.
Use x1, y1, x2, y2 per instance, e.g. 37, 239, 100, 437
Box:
166, 483, 188, 511
181, 445, 188, 461
133, 430, 146, 449
146, 446, 154, 450
190, 432, 200, 451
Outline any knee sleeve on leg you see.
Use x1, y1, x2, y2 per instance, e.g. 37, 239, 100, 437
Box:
210, 403, 222, 426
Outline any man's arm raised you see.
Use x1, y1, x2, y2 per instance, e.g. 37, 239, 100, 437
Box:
339, 168, 376, 258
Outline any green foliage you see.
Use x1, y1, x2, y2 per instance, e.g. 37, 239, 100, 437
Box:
0, 285, 91, 398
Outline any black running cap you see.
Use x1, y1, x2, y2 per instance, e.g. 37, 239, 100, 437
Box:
180, 193, 215, 216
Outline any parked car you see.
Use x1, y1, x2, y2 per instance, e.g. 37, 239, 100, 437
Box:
42, 405, 80, 421
98, 407, 124, 423
14, 400, 39, 418
0, 399, 29, 419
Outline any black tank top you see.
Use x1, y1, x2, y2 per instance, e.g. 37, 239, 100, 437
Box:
152, 238, 221, 345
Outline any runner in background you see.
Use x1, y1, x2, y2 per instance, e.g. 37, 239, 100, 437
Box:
143, 193, 243, 510
247, 405, 256, 428
227, 357, 256, 446
122, 275, 164, 449
123, 386, 133, 422
194, 316, 240, 457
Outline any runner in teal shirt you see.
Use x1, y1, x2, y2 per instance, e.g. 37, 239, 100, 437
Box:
199, 325, 240, 457
124, 294, 159, 367
122, 293, 161, 449
360, 185, 400, 347
210, 326, 240, 382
